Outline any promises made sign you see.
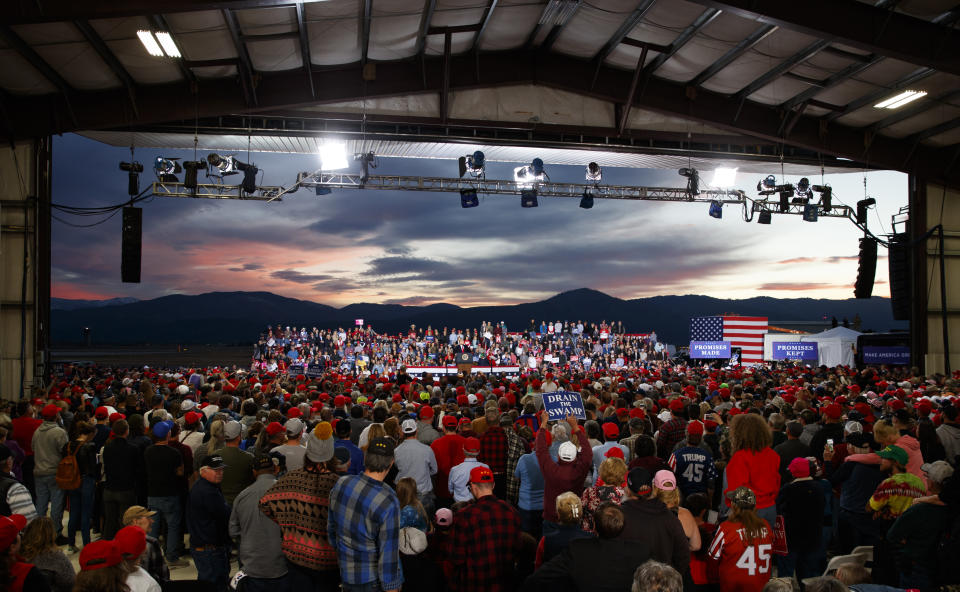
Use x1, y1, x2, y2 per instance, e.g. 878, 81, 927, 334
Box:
772, 342, 818, 361
689, 341, 731, 359
543, 391, 587, 421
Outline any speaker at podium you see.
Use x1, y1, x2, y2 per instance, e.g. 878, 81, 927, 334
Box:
455, 352, 474, 373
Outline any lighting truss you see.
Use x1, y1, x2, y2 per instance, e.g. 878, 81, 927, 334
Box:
148, 174, 854, 219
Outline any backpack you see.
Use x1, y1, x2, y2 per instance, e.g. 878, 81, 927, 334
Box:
56, 442, 82, 491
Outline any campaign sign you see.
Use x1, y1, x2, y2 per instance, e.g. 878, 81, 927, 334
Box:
543, 391, 587, 421
772, 342, 818, 361
287, 364, 305, 376
862, 346, 910, 365
305, 363, 325, 378
689, 341, 731, 359
355, 318, 364, 326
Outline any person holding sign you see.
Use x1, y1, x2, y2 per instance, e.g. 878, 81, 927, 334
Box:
534, 410, 591, 536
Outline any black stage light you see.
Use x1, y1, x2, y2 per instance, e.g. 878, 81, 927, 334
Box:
183, 160, 207, 190
233, 159, 258, 193
679, 168, 700, 195
154, 157, 181, 182
579, 190, 594, 209
757, 210, 772, 225
119, 161, 143, 195
812, 185, 832, 211
856, 197, 876, 225
520, 189, 538, 208
460, 188, 479, 208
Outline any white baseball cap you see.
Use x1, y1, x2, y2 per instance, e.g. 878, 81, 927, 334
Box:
558, 441, 577, 462
401, 418, 418, 434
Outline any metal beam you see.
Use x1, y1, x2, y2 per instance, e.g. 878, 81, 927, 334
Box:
908, 117, 960, 144
361, 0, 373, 66
867, 88, 960, 133
242, 31, 299, 42
74, 20, 138, 118
3, 1, 332, 24
780, 55, 883, 112
415, 0, 437, 56
619, 46, 648, 136
472, 0, 499, 51
0, 24, 77, 127
441, 31, 451, 123
221, 9, 257, 106
734, 39, 828, 101
684, 0, 960, 77
689, 24, 776, 87
641, 8, 721, 77
2, 50, 958, 184
593, 0, 657, 64
295, 2, 315, 98
540, 2, 581, 52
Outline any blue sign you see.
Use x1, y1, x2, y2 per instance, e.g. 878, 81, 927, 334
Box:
305, 363, 325, 377
862, 346, 910, 365
690, 341, 731, 359
772, 342, 819, 361
543, 390, 587, 421
287, 364, 305, 376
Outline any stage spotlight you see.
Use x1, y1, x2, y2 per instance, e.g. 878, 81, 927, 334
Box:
460, 188, 479, 208
757, 174, 776, 193
459, 151, 485, 177
678, 167, 700, 195
206, 153, 237, 177
856, 197, 876, 225
315, 186, 332, 196
579, 190, 594, 209
183, 160, 207, 190
514, 159, 547, 186
796, 177, 810, 195
319, 142, 349, 170
779, 192, 790, 212
812, 184, 832, 211
585, 162, 602, 183
119, 161, 143, 196
803, 204, 819, 222
233, 159, 259, 193
520, 189, 538, 208
710, 167, 737, 188
355, 152, 377, 184
757, 210, 772, 225
154, 156, 181, 182
709, 201, 723, 219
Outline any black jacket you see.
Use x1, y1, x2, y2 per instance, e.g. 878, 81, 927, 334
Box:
187, 477, 230, 546
103, 436, 144, 491
776, 479, 826, 552
525, 537, 651, 592
618, 497, 690, 573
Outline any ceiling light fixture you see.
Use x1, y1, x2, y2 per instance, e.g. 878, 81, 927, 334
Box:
319, 143, 349, 170
874, 90, 927, 109
154, 32, 181, 58
137, 30, 164, 57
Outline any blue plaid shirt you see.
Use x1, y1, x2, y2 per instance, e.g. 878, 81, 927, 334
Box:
327, 473, 404, 590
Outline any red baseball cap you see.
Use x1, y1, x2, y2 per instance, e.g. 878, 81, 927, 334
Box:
94, 406, 109, 419
265, 422, 285, 436
108, 412, 125, 423
0, 514, 26, 550
687, 420, 704, 435
463, 437, 481, 455
669, 399, 685, 412
823, 404, 843, 419
602, 422, 619, 438
420, 406, 434, 420
40, 404, 60, 419
441, 415, 458, 429
184, 411, 202, 425
469, 466, 494, 484
604, 447, 625, 460
114, 525, 147, 558
79, 540, 122, 571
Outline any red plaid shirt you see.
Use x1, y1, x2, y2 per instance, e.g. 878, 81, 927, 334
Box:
449, 495, 522, 592
656, 417, 688, 459
479, 425, 508, 474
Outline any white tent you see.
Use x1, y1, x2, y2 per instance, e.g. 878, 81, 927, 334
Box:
763, 326, 862, 367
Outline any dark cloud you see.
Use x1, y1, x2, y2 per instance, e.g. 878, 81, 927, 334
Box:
229, 263, 264, 272
270, 270, 334, 283
381, 296, 439, 305
312, 278, 365, 292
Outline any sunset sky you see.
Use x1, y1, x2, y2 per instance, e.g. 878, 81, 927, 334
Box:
52, 133, 905, 307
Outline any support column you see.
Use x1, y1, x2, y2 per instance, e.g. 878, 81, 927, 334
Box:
0, 138, 51, 400
921, 182, 960, 375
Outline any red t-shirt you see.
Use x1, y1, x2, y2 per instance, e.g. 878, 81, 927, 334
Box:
707, 519, 774, 592
11, 416, 42, 456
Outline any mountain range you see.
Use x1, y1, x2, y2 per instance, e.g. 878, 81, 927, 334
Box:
50, 289, 906, 346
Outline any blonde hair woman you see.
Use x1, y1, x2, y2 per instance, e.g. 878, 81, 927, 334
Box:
580, 457, 626, 532
653, 470, 701, 551
539, 491, 591, 567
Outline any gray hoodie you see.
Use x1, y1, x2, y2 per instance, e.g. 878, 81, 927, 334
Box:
31, 421, 68, 476
937, 423, 960, 467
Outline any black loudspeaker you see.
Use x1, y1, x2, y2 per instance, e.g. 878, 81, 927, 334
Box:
854, 236, 877, 299
121, 207, 142, 283
888, 232, 911, 320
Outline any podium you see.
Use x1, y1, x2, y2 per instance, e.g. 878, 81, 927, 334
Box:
455, 352, 474, 374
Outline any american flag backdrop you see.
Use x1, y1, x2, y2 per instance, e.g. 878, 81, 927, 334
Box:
690, 316, 769, 363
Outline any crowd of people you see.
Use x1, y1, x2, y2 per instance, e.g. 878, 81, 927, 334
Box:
252, 320, 669, 374
0, 318, 959, 592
